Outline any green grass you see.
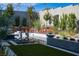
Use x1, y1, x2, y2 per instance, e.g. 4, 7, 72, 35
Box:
10, 44, 75, 56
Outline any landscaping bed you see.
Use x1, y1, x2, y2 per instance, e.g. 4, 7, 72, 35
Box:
9, 44, 74, 56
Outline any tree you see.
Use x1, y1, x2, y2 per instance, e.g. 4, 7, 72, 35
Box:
0, 4, 14, 47
0, 4, 3, 16
44, 4, 52, 25
22, 17, 27, 27
0, 29, 7, 49
14, 16, 20, 27
14, 16, 23, 40
44, 10, 52, 32
76, 20, 79, 33
0, 16, 9, 47
2, 4, 14, 34
32, 20, 41, 31
27, 6, 39, 28
67, 13, 76, 32
60, 14, 68, 30
0, 15, 12, 32
53, 15, 59, 30
3, 4, 14, 25
26, 6, 39, 41
6, 4, 14, 16
0, 30, 7, 40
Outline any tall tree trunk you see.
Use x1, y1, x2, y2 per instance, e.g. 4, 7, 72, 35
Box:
26, 28, 29, 42
19, 26, 22, 40
20, 31, 22, 40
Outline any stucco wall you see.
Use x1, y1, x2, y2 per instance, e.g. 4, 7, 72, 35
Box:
39, 5, 79, 27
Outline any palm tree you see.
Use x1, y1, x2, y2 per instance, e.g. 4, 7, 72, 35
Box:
27, 6, 34, 41
26, 5, 39, 41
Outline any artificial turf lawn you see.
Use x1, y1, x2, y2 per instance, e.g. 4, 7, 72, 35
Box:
10, 44, 75, 56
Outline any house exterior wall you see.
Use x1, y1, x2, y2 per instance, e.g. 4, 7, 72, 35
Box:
39, 5, 79, 27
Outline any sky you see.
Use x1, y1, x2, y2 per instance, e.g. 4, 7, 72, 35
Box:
0, 3, 79, 11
